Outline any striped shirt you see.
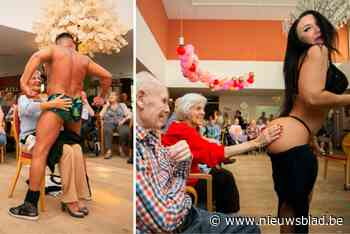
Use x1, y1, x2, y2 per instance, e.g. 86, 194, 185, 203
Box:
136, 125, 192, 233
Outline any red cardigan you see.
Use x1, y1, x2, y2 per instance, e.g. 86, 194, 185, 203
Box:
162, 121, 225, 186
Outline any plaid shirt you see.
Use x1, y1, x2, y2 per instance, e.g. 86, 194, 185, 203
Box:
136, 125, 192, 233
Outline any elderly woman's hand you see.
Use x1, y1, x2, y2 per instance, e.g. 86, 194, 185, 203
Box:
167, 140, 192, 162
256, 124, 283, 147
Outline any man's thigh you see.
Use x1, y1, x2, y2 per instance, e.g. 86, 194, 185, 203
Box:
183, 207, 260, 233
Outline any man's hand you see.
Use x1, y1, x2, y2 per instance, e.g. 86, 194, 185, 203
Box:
92, 96, 105, 106
167, 140, 192, 162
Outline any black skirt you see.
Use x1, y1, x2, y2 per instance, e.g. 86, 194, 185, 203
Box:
268, 144, 318, 232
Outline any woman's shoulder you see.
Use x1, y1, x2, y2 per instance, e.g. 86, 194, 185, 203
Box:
168, 121, 194, 132
305, 45, 328, 60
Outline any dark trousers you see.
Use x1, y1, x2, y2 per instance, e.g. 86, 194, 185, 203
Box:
195, 167, 240, 213
177, 206, 260, 233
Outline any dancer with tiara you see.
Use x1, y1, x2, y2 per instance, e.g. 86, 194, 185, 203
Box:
267, 10, 349, 233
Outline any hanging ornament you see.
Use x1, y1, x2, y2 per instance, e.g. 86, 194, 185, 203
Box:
177, 42, 255, 91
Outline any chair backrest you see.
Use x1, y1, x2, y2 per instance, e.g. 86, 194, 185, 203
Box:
342, 133, 350, 156
12, 107, 20, 145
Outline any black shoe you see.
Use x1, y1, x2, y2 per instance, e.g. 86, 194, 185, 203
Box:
8, 202, 39, 221
79, 207, 89, 216
61, 202, 84, 218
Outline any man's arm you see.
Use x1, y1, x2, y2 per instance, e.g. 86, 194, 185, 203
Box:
87, 59, 112, 99
136, 143, 192, 232
20, 47, 53, 97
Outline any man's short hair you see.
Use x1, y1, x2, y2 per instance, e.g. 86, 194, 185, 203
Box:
55, 32, 75, 44
136, 71, 163, 94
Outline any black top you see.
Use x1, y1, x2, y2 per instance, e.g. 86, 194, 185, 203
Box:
325, 63, 348, 94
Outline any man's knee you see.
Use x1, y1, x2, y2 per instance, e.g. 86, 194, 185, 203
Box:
213, 169, 235, 185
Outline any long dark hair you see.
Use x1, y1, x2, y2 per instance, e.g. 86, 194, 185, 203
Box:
280, 10, 338, 116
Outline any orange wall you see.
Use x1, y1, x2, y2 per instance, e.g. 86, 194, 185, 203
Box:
167, 20, 349, 62
137, 2, 349, 62
137, 0, 168, 56
167, 20, 287, 61
335, 26, 349, 62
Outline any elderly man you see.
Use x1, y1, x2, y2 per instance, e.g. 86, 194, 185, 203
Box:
136, 71, 261, 233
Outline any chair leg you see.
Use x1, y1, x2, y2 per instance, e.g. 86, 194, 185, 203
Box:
8, 160, 23, 198
0, 147, 3, 163
39, 178, 46, 212
345, 158, 350, 190
206, 177, 213, 212
323, 158, 328, 180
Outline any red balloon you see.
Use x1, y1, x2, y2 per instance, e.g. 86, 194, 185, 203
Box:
232, 80, 238, 88
247, 76, 254, 84
189, 63, 197, 72
176, 46, 186, 56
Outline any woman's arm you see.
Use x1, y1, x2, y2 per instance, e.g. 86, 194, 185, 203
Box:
119, 103, 131, 125
19, 95, 71, 119
99, 102, 109, 118
299, 45, 350, 107
84, 102, 95, 117
224, 124, 281, 158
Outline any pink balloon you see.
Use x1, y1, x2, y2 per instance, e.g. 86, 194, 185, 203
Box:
197, 68, 203, 76
186, 56, 193, 68
199, 71, 210, 82
191, 73, 199, 82
193, 54, 199, 64
183, 69, 191, 78
181, 59, 187, 68
187, 72, 197, 82
223, 83, 230, 90
185, 44, 194, 55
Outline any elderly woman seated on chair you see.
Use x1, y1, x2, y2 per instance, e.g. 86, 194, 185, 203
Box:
17, 71, 90, 218
162, 93, 283, 214
99, 91, 131, 159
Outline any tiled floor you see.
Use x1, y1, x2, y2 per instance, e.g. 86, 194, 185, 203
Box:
0, 153, 133, 234
224, 153, 350, 234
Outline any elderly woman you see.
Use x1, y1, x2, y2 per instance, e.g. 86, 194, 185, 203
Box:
229, 118, 247, 144
10, 71, 90, 219
162, 93, 282, 214
246, 119, 260, 141
100, 91, 131, 159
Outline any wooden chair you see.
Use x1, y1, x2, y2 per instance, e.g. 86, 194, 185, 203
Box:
8, 108, 46, 211
323, 133, 350, 190
0, 121, 6, 163
185, 173, 213, 211
0, 144, 5, 163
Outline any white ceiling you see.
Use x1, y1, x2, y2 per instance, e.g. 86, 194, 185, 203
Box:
0, 25, 133, 77
162, 0, 299, 20
0, 0, 133, 33
0, 25, 37, 56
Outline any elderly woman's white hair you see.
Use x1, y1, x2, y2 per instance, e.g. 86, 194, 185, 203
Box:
175, 93, 207, 121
